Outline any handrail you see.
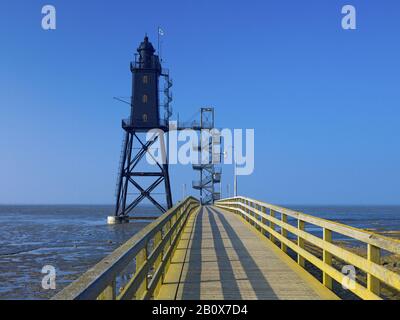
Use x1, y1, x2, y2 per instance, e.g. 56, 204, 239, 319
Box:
53, 197, 200, 300
216, 196, 400, 300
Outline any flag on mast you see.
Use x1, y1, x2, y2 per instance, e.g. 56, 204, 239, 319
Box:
158, 27, 165, 36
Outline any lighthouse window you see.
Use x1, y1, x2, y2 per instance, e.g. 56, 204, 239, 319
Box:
143, 75, 149, 84
143, 114, 148, 122
143, 94, 148, 103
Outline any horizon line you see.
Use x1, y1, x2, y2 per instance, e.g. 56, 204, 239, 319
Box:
1, 203, 400, 207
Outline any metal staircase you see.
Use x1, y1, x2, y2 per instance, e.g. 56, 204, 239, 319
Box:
191, 108, 222, 205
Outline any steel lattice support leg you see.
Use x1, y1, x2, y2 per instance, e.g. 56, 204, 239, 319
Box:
114, 131, 173, 217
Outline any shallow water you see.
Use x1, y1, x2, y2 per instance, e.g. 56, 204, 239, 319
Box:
0, 205, 159, 300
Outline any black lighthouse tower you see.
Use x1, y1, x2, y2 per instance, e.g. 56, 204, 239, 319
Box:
113, 36, 173, 221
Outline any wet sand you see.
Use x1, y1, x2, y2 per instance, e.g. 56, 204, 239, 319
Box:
0, 205, 152, 300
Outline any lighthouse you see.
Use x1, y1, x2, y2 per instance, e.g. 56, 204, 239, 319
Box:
110, 36, 173, 224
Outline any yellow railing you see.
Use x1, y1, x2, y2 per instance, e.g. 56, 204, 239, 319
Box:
53, 197, 200, 300
216, 196, 400, 300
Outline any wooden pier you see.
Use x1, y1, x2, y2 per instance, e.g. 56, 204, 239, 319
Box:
157, 206, 336, 300
53, 196, 400, 300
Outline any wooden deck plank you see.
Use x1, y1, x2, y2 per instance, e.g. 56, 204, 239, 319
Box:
157, 206, 338, 300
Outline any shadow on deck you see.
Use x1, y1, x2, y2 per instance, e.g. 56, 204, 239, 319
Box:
157, 206, 337, 300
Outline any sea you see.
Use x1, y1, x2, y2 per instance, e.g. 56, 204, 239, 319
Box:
0, 204, 399, 300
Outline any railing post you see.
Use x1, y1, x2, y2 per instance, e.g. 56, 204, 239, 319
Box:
171, 213, 177, 239
153, 230, 163, 297
323, 228, 333, 290
250, 203, 255, 227
253, 205, 257, 228
135, 246, 148, 299
297, 219, 305, 268
154, 231, 163, 267
261, 206, 267, 236
256, 205, 262, 232
281, 214, 288, 253
269, 209, 276, 243
163, 219, 172, 274
97, 279, 116, 300
165, 209, 181, 274
367, 244, 381, 296
167, 220, 172, 247
245, 200, 250, 223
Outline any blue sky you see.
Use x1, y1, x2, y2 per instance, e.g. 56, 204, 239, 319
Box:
0, 0, 399, 205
